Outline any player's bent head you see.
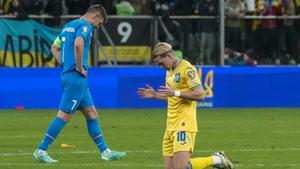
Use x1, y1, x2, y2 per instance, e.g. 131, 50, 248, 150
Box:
86, 4, 108, 24
152, 42, 174, 60
152, 42, 176, 69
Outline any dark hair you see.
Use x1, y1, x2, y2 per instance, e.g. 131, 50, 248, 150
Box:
86, 4, 108, 23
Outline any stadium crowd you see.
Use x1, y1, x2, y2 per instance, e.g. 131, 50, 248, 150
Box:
1, 0, 300, 65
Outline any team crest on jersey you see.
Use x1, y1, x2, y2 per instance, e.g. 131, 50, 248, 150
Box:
188, 70, 195, 79
173, 73, 181, 83
83, 26, 88, 33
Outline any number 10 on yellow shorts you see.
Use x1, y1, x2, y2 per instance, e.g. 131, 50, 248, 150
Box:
162, 131, 196, 157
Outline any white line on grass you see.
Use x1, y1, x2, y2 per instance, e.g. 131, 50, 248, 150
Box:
1, 147, 300, 156
0, 162, 298, 168
0, 134, 87, 139
229, 163, 299, 168
0, 162, 164, 167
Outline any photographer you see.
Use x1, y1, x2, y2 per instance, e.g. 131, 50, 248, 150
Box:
225, 48, 257, 66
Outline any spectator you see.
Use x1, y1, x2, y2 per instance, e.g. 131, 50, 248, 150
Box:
23, 0, 43, 15
7, 0, 28, 19
92, 0, 115, 15
243, 0, 256, 50
295, 0, 300, 63
150, 0, 171, 42
197, 0, 218, 65
225, 48, 257, 66
0, 0, 3, 14
115, 0, 134, 16
150, 0, 170, 17
175, 0, 196, 15
1, 0, 11, 14
137, 0, 151, 15
44, 0, 63, 27
174, 0, 197, 59
65, 0, 90, 15
256, 0, 283, 64
282, 0, 297, 64
225, 0, 246, 51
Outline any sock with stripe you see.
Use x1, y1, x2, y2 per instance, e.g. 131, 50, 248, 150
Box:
188, 156, 214, 169
38, 117, 67, 151
86, 118, 108, 153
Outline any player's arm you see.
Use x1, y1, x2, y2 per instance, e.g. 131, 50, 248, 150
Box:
138, 84, 168, 101
51, 37, 61, 65
158, 66, 206, 101
74, 37, 87, 77
184, 86, 206, 101
158, 85, 206, 101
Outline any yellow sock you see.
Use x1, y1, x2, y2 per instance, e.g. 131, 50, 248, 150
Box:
189, 156, 214, 169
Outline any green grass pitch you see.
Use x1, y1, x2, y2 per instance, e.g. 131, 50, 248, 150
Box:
0, 108, 300, 169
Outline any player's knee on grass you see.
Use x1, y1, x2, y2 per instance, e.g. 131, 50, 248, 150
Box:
164, 157, 174, 169
174, 163, 188, 169
173, 152, 190, 169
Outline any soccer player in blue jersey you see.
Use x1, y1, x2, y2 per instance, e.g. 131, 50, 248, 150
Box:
33, 4, 126, 163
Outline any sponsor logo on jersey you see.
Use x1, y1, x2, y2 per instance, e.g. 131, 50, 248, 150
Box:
62, 27, 75, 33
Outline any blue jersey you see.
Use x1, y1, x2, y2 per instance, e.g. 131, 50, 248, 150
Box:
57, 18, 93, 73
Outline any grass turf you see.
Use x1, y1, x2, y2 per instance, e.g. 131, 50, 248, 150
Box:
0, 108, 299, 169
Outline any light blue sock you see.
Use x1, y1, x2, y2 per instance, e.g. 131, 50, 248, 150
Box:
38, 117, 66, 151
87, 118, 108, 153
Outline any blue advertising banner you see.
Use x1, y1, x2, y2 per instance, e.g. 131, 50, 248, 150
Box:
1, 66, 300, 109
0, 19, 60, 67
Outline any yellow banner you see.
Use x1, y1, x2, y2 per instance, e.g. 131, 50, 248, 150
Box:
0, 51, 58, 67
98, 46, 151, 62
0, 51, 94, 67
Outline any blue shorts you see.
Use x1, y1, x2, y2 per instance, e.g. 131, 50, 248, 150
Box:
59, 70, 94, 113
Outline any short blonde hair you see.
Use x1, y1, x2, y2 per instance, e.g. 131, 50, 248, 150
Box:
152, 42, 173, 58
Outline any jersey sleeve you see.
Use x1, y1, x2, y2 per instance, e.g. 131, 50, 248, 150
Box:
184, 66, 202, 89
76, 25, 90, 41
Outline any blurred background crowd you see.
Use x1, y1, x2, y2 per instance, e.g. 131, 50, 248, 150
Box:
1, 0, 300, 66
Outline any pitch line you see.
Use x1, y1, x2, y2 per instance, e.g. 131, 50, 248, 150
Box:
0, 134, 87, 139
0, 162, 298, 167
1, 147, 300, 156
0, 162, 164, 167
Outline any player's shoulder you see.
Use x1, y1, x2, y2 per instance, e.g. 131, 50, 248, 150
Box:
65, 19, 89, 29
73, 19, 86, 29
78, 19, 93, 33
181, 59, 196, 71
180, 60, 199, 80
61, 19, 81, 32
64, 19, 78, 26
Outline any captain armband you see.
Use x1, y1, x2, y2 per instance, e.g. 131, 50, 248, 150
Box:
53, 37, 62, 48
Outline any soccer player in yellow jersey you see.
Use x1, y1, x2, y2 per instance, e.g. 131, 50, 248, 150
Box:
138, 42, 234, 169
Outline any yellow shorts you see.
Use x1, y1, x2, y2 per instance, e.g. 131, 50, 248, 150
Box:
162, 130, 196, 157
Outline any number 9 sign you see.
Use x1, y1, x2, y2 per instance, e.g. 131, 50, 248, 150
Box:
117, 22, 132, 43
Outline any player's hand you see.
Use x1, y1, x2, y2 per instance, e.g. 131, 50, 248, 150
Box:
137, 84, 157, 98
158, 86, 175, 96
76, 67, 88, 77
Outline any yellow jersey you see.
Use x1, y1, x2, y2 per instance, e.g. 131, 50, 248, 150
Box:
165, 59, 201, 132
